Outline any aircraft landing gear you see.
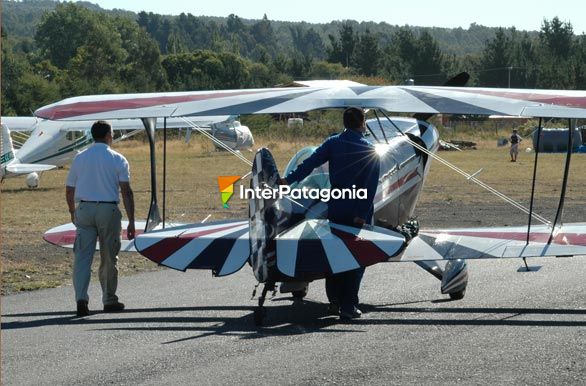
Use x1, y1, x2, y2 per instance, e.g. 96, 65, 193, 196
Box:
441, 259, 468, 300
280, 281, 309, 303
253, 282, 275, 326
414, 259, 468, 300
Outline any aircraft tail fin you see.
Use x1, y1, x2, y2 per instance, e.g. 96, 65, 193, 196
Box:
1, 123, 16, 170
1, 122, 55, 176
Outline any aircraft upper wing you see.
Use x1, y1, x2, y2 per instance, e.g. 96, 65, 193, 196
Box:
2, 116, 233, 132
34, 86, 586, 121
400, 222, 586, 261
1, 117, 38, 132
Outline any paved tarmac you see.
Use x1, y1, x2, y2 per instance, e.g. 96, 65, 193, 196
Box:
2, 255, 585, 385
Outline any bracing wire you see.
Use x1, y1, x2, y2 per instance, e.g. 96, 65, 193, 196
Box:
404, 137, 551, 226
180, 116, 316, 214
180, 117, 252, 166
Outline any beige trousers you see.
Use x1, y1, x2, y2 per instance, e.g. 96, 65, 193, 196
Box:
73, 202, 122, 305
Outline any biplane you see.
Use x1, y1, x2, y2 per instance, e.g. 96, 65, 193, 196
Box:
39, 74, 586, 325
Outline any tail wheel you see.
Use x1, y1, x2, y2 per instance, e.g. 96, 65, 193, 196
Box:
448, 288, 466, 300
292, 289, 308, 299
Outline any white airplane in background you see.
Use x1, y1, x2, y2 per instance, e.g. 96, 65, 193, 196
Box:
0, 115, 254, 188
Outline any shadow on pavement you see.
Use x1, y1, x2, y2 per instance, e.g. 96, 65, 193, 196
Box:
3, 298, 586, 343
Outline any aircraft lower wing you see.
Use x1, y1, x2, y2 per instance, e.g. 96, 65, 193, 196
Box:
133, 220, 250, 277
6, 163, 56, 174
276, 219, 406, 279
44, 220, 177, 252
400, 222, 586, 261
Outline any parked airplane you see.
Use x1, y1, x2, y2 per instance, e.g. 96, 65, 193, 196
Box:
40, 75, 586, 325
1, 115, 254, 187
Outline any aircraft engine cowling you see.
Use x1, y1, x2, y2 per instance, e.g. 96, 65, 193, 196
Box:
26, 172, 39, 188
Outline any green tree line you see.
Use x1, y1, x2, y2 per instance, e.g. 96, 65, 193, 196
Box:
2, 1, 585, 116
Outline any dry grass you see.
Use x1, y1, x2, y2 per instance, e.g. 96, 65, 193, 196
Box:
1, 135, 585, 294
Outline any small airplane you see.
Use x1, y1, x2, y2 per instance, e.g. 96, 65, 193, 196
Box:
40, 74, 586, 325
0, 115, 254, 188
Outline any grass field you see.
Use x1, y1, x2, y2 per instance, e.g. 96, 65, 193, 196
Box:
2, 135, 585, 294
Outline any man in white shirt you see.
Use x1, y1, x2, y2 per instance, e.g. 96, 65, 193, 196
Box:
66, 121, 135, 317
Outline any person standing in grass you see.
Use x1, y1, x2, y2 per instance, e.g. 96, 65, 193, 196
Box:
65, 120, 135, 317
510, 129, 522, 162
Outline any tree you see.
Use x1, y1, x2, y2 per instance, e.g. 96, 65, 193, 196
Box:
355, 29, 379, 76
477, 28, 513, 87
35, 3, 96, 69
327, 23, 357, 67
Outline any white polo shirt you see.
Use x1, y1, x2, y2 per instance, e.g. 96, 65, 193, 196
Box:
66, 143, 130, 203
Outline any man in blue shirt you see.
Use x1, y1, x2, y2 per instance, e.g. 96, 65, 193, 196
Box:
282, 107, 380, 320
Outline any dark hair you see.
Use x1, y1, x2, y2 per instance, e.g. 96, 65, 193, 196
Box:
343, 107, 365, 130
91, 120, 112, 140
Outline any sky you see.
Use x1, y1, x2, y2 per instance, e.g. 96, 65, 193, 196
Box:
86, 0, 586, 34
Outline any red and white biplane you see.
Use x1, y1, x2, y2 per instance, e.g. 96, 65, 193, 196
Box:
39, 74, 586, 325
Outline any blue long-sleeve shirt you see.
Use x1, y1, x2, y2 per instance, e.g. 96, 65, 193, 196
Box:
285, 128, 380, 225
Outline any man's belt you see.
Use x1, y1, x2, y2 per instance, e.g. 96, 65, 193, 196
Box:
80, 200, 118, 204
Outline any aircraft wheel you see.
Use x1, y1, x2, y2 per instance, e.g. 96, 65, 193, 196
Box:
253, 308, 266, 326
449, 288, 466, 300
291, 289, 307, 299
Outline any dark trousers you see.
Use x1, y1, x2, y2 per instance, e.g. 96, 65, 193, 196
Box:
325, 267, 365, 313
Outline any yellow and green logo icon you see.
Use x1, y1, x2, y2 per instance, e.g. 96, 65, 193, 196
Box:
217, 176, 241, 208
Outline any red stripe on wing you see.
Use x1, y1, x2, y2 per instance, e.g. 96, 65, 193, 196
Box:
423, 230, 586, 246
450, 89, 586, 109
44, 228, 141, 246
330, 227, 389, 266
36, 90, 273, 120
139, 223, 245, 264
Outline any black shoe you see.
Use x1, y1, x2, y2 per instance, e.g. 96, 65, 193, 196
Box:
103, 302, 125, 312
327, 302, 340, 315
340, 306, 362, 320
76, 300, 90, 317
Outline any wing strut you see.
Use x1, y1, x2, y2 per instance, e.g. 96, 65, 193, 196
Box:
372, 110, 390, 144
526, 118, 543, 244
547, 118, 575, 244
142, 117, 162, 232
162, 117, 167, 229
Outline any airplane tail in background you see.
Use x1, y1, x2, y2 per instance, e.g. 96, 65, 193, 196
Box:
1, 122, 56, 182
1, 123, 16, 170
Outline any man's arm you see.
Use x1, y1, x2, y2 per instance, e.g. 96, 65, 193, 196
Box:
284, 139, 331, 185
120, 181, 135, 240
66, 186, 76, 224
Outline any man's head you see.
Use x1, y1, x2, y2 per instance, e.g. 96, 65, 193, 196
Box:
513, 129, 518, 133
91, 120, 113, 144
343, 107, 366, 132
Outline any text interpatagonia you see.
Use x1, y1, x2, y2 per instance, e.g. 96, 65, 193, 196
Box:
239, 185, 367, 202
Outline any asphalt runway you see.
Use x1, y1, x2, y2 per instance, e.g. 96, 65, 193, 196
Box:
2, 254, 585, 385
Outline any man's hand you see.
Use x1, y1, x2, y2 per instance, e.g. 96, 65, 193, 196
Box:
353, 217, 366, 227
127, 222, 136, 240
